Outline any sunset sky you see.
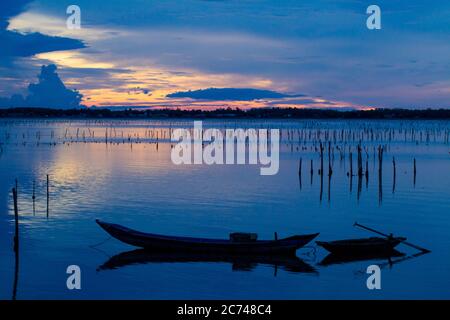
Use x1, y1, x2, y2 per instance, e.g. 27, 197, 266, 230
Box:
1, 0, 449, 109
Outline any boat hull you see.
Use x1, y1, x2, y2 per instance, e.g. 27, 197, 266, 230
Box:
316, 237, 406, 255
96, 220, 319, 255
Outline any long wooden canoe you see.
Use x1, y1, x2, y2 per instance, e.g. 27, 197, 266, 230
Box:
96, 220, 319, 255
316, 236, 406, 255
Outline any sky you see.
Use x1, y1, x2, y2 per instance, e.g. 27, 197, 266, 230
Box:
0, 0, 449, 109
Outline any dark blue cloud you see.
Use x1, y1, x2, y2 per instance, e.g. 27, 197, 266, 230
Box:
0, 64, 83, 109
167, 88, 303, 101
0, 30, 85, 59
0, 0, 85, 62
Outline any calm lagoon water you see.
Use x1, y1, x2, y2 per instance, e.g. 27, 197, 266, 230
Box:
0, 119, 449, 299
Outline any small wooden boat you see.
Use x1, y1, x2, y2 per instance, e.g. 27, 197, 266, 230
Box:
97, 249, 318, 274
96, 220, 319, 255
316, 236, 406, 255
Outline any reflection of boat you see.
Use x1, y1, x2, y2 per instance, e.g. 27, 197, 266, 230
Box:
97, 249, 318, 274
319, 250, 405, 266
96, 220, 319, 255
316, 237, 406, 255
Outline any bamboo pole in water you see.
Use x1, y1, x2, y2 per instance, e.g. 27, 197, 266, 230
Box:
365, 158, 369, 188
357, 168, 362, 202
349, 151, 353, 177
12, 237, 19, 300
392, 157, 396, 193
319, 144, 324, 201
298, 158, 302, 189
328, 142, 332, 177
46, 174, 49, 218
378, 145, 383, 204
357, 144, 363, 178
328, 170, 331, 203
319, 141, 324, 176
12, 187, 19, 252
413, 158, 417, 186
32, 180, 36, 215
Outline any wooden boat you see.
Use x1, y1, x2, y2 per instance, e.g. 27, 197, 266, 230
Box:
316, 236, 406, 255
97, 249, 318, 274
96, 220, 319, 255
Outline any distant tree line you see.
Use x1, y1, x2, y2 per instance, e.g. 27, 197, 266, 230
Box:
1, 107, 450, 119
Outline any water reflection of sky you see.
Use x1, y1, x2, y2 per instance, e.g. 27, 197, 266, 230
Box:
0, 119, 449, 299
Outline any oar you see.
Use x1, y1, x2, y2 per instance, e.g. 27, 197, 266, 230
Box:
353, 222, 431, 253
